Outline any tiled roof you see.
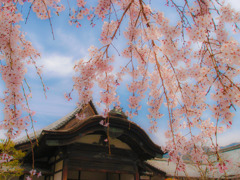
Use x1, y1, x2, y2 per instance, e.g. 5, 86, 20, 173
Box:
147, 144, 240, 179
146, 159, 201, 178
220, 143, 240, 153
15, 107, 80, 145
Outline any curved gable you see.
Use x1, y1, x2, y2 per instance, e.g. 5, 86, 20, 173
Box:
42, 114, 163, 160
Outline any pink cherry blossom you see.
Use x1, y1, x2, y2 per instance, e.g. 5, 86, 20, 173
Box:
37, 171, 42, 178
29, 169, 36, 176
26, 176, 31, 180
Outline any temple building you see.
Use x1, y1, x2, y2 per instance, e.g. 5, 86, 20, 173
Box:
14, 102, 166, 180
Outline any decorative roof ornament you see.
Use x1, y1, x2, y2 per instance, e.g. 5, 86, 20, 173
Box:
109, 106, 127, 119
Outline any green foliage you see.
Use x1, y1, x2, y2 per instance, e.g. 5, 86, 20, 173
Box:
0, 139, 25, 179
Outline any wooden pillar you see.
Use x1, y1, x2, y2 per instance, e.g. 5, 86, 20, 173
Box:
78, 170, 81, 180
135, 172, 139, 180
135, 162, 139, 180
62, 159, 68, 180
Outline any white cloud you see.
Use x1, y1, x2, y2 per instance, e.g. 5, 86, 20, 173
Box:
228, 0, 240, 11
150, 130, 167, 146
218, 130, 240, 146
39, 54, 75, 77
55, 28, 91, 57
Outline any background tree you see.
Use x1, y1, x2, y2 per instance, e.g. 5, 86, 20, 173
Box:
0, 140, 25, 179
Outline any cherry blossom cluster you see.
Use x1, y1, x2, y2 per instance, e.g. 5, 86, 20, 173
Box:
26, 169, 41, 180
0, 153, 13, 164
30, 0, 64, 19
0, 3, 35, 138
69, 6, 90, 27
94, 0, 111, 20
99, 119, 109, 127
72, 46, 119, 117
75, 112, 86, 121
100, 20, 118, 45
71, 0, 240, 176
0, 0, 64, 139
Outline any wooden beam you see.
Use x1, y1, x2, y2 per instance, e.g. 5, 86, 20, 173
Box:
62, 159, 68, 180
135, 172, 139, 180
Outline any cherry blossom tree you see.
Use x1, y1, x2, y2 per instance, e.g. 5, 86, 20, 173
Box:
0, 140, 25, 179
1, 0, 240, 178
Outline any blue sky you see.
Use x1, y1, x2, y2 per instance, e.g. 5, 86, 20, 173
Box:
0, 0, 240, 147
